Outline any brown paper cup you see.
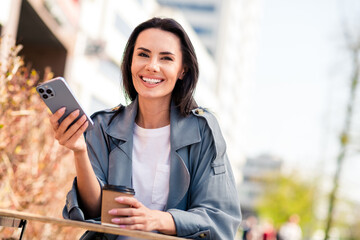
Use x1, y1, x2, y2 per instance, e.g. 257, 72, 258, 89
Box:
101, 185, 135, 226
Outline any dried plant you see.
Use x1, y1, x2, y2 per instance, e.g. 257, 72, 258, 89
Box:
0, 38, 84, 239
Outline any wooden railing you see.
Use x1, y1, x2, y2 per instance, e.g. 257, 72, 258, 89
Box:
0, 209, 184, 240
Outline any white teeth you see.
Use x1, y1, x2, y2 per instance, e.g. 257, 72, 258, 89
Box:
142, 77, 162, 84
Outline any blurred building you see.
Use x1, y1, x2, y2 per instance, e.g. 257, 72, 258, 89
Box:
157, 0, 222, 56
65, 0, 160, 113
239, 154, 283, 217
0, 0, 80, 77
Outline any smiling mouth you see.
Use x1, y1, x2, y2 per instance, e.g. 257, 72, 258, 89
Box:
141, 76, 164, 85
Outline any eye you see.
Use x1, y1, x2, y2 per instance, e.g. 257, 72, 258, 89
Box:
138, 52, 149, 57
161, 56, 173, 61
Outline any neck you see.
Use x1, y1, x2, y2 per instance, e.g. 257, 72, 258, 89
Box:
136, 97, 171, 129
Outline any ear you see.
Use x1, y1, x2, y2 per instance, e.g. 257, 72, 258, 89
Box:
178, 67, 188, 80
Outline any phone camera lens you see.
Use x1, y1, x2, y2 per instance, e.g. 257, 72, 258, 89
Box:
46, 89, 52, 94
38, 88, 44, 93
43, 94, 48, 99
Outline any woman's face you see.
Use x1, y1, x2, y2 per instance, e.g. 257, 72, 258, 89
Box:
131, 28, 185, 104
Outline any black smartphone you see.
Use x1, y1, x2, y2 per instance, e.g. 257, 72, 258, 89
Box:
36, 77, 94, 131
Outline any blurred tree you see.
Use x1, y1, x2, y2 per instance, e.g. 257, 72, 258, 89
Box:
0, 38, 84, 239
347, 207, 360, 240
254, 172, 318, 239
323, 45, 359, 240
324, 2, 360, 239
335, 199, 360, 240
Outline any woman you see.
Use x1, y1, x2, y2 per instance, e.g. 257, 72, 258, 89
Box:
51, 17, 241, 239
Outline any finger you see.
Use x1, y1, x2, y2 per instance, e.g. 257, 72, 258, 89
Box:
115, 197, 142, 208
58, 115, 87, 145
57, 109, 80, 134
111, 216, 141, 225
50, 107, 65, 129
108, 207, 137, 217
64, 121, 88, 147
62, 114, 87, 139
55, 110, 80, 143
126, 224, 146, 231
111, 223, 144, 231
127, 224, 145, 230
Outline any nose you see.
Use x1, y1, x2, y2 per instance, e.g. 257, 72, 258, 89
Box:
145, 58, 160, 72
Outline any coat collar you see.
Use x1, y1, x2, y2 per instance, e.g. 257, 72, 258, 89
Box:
105, 97, 201, 150
105, 99, 137, 142
104, 97, 201, 208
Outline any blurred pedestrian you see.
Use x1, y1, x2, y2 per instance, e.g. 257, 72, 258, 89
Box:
278, 214, 302, 240
262, 220, 277, 240
48, 17, 241, 239
242, 215, 261, 240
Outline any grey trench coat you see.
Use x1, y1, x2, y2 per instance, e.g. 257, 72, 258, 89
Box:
63, 99, 241, 239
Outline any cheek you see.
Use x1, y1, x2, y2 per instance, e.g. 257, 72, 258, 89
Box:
131, 59, 145, 77
130, 60, 136, 75
131, 56, 140, 74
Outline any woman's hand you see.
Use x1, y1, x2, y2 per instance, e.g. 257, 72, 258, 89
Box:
50, 108, 101, 217
49, 107, 89, 153
108, 197, 176, 235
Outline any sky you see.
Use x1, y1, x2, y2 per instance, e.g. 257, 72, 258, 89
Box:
246, 0, 360, 202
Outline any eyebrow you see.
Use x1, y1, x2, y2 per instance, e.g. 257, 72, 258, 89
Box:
136, 47, 175, 56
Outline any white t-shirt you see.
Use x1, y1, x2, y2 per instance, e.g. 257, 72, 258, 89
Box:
132, 123, 171, 211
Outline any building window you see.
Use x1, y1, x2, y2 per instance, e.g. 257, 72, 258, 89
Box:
158, 1, 215, 12
89, 96, 109, 115
114, 14, 132, 38
193, 26, 212, 36
98, 59, 121, 84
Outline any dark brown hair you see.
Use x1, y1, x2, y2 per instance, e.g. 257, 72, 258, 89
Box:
121, 17, 199, 116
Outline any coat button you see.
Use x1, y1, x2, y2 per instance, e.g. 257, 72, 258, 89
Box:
111, 106, 120, 111
199, 233, 206, 238
195, 108, 204, 115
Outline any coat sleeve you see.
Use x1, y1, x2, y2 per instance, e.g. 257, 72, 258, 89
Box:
62, 111, 111, 221
168, 109, 242, 239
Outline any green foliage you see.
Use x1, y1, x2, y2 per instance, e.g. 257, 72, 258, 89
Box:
255, 172, 318, 235
348, 214, 360, 240
327, 197, 360, 239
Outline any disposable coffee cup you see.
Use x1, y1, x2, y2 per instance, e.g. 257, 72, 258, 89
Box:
101, 184, 135, 226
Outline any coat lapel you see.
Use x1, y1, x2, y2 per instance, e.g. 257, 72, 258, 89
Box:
167, 105, 201, 209
104, 100, 137, 187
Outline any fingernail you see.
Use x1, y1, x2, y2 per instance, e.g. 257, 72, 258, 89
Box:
111, 218, 120, 223
108, 209, 116, 214
115, 197, 123, 202
59, 107, 66, 113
